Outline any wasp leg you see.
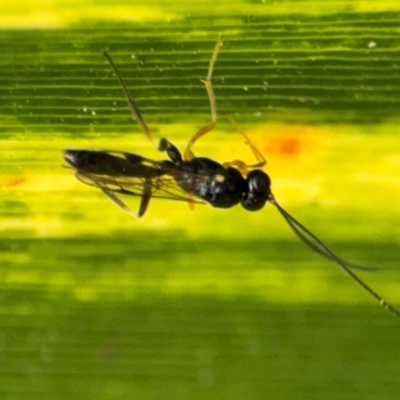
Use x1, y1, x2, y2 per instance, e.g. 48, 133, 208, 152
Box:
224, 113, 267, 170
101, 187, 137, 217
101, 186, 151, 218
103, 50, 158, 148
184, 35, 224, 161
137, 182, 152, 217
159, 138, 183, 164
222, 160, 250, 176
186, 194, 196, 210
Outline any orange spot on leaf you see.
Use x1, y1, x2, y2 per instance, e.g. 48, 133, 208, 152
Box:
261, 125, 320, 161
0, 177, 25, 189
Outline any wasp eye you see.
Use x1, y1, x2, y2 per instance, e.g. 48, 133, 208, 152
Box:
241, 170, 271, 211
248, 170, 271, 194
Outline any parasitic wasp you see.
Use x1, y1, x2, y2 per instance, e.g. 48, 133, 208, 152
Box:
64, 35, 399, 318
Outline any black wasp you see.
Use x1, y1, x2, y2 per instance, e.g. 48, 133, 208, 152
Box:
64, 35, 399, 318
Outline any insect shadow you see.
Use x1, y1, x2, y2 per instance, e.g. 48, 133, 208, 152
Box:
64, 35, 399, 318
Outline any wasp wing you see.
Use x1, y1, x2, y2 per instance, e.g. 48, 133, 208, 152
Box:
72, 151, 205, 204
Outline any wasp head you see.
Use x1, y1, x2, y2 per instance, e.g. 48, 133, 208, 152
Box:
242, 170, 271, 211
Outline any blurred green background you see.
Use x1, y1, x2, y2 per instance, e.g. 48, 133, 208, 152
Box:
1, 1, 400, 399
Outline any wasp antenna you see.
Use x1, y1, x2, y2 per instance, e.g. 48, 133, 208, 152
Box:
270, 197, 400, 318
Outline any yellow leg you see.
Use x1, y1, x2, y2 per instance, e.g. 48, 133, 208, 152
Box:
184, 35, 224, 161
222, 160, 249, 176
224, 113, 267, 169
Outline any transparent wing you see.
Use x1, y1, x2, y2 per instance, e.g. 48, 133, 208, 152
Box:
271, 198, 400, 318
73, 151, 206, 205
76, 171, 204, 204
